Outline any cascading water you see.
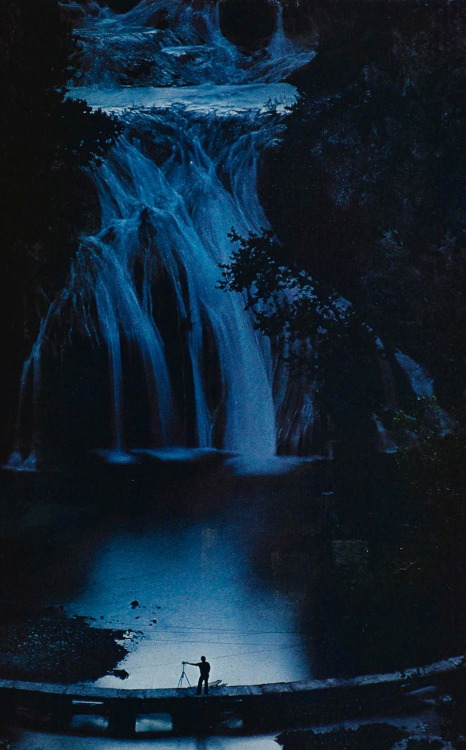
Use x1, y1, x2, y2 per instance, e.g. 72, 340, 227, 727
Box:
8, 0, 316, 468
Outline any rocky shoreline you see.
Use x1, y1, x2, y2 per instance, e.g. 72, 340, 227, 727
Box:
0, 613, 129, 684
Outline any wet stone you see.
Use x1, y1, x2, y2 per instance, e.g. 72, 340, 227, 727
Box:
261, 682, 293, 694
0, 615, 129, 684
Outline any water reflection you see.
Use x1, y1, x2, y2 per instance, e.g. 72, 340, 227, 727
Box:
64, 474, 312, 688
12, 729, 277, 750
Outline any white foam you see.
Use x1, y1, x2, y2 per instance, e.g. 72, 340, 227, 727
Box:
68, 82, 298, 116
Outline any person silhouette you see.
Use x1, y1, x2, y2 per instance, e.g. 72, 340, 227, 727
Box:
183, 656, 210, 695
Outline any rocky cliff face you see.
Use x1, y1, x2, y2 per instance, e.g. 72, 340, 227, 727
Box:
261, 0, 466, 411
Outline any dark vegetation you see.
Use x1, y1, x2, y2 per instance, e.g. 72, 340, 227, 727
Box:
0, 0, 119, 460
219, 229, 382, 452
277, 724, 407, 750
277, 721, 466, 750
221, 0, 466, 679
1, 0, 466, 703
222, 0, 466, 497
271, 0, 466, 412
222, 0, 466, 464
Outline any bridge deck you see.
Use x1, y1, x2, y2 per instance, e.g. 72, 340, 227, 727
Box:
0, 657, 462, 738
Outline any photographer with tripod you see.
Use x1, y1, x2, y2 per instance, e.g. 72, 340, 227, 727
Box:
182, 656, 210, 695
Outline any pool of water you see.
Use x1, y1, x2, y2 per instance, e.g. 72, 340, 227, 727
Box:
2, 450, 463, 691
64, 468, 312, 689
0, 458, 326, 690
9, 728, 278, 750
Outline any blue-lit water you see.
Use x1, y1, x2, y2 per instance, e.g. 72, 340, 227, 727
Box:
3, 461, 320, 749
12, 729, 277, 750
10, 0, 315, 468
63, 475, 310, 690
4, 4, 317, 747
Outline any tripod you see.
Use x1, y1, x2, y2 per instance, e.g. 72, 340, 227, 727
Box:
177, 662, 192, 688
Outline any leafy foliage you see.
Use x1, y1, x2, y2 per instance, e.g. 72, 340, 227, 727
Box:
221, 230, 373, 370
263, 0, 466, 410
394, 398, 466, 517
219, 7, 466, 670
220, 228, 383, 440
328, 400, 466, 674
220, 229, 350, 345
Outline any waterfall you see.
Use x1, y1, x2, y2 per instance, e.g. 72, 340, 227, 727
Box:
394, 351, 434, 399
9, 0, 316, 467
395, 350, 454, 435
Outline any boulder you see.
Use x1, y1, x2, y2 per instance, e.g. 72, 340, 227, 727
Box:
97, 0, 140, 13
219, 0, 277, 51
144, 8, 169, 29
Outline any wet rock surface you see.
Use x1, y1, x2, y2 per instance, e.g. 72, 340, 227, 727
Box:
276, 722, 458, 750
277, 724, 408, 750
95, 0, 140, 12
219, 0, 277, 50
0, 614, 128, 684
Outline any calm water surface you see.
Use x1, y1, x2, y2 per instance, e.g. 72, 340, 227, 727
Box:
13, 729, 278, 750
61, 463, 316, 689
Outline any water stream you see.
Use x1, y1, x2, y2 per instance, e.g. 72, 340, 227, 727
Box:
3, 5, 317, 745
9, 0, 315, 468
2, 4, 462, 749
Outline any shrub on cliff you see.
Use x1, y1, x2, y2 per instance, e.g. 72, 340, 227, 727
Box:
262, 0, 466, 411
220, 228, 382, 448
